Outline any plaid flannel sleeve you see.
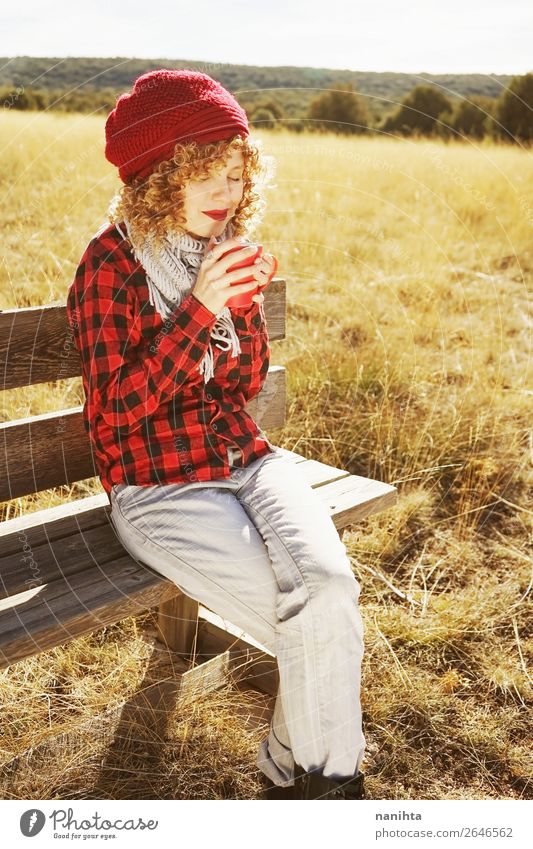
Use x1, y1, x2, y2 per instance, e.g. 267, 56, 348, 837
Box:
67, 240, 218, 434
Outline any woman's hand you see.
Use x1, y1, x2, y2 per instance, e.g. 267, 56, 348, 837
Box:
191, 236, 268, 315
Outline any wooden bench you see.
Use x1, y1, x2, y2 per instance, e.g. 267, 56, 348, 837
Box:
0, 274, 397, 703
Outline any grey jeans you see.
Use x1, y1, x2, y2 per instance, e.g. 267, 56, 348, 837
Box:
108, 446, 366, 788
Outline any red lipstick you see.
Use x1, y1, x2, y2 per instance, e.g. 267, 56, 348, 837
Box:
203, 209, 229, 220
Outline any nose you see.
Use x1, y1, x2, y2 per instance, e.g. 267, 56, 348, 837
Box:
211, 187, 231, 207
209, 175, 233, 205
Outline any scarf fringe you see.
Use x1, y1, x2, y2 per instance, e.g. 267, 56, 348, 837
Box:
118, 217, 242, 384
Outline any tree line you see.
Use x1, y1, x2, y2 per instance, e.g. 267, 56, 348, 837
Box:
2, 72, 532, 144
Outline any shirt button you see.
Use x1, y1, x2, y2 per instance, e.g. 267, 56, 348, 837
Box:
212, 423, 218, 431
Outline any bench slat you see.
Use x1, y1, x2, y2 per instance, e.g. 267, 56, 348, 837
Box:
0, 522, 128, 600
0, 555, 179, 669
0, 280, 286, 391
0, 496, 109, 552
273, 447, 350, 484
0, 367, 286, 501
318, 474, 398, 529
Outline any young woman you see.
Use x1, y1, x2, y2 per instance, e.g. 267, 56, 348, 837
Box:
66, 69, 366, 800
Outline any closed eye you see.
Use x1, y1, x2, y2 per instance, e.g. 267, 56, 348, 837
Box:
196, 171, 242, 183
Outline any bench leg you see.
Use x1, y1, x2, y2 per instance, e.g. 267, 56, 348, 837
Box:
157, 593, 199, 659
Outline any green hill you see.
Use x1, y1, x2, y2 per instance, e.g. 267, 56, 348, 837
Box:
0, 55, 513, 124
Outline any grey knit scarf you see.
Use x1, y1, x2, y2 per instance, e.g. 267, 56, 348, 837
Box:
116, 217, 241, 383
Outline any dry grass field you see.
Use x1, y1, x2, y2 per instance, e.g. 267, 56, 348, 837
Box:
1, 111, 531, 800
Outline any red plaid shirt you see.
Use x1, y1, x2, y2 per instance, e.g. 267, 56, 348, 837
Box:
66, 222, 275, 497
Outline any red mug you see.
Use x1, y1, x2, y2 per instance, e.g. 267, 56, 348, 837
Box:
221, 243, 277, 309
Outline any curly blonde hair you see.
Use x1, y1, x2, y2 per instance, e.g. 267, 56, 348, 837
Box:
107, 134, 276, 254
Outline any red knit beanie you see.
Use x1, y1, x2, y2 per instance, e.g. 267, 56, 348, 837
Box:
105, 69, 250, 184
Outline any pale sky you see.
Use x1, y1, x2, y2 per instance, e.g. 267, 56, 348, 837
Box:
1, 0, 531, 76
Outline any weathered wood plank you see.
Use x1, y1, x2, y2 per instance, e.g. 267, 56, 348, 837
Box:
0, 279, 286, 390
246, 365, 286, 431
178, 651, 232, 701
0, 496, 110, 553
0, 556, 179, 669
0, 521, 130, 599
157, 594, 200, 657
195, 610, 279, 697
316, 473, 398, 529
286, 456, 351, 486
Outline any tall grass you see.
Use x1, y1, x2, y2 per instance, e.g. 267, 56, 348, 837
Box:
0, 111, 531, 799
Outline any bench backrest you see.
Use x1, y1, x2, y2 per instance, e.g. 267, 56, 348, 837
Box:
0, 278, 286, 502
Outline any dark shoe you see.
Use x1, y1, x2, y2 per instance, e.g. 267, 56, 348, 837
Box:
293, 763, 366, 799
260, 775, 295, 799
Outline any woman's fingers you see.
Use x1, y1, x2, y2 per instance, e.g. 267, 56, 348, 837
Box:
203, 236, 249, 263
254, 253, 277, 287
